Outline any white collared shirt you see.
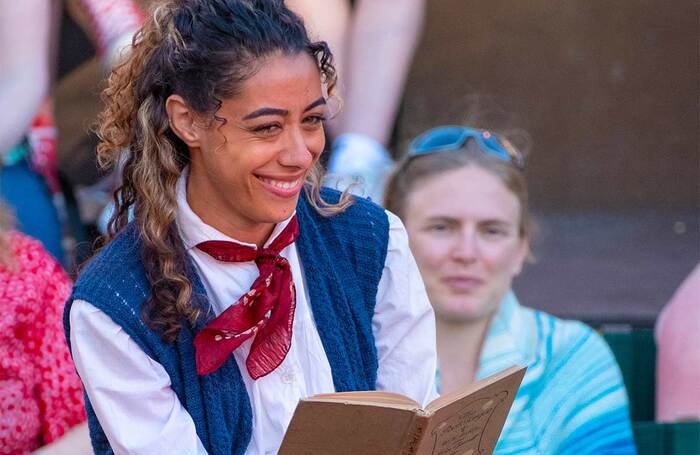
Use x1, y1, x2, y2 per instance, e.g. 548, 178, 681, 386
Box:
70, 173, 438, 455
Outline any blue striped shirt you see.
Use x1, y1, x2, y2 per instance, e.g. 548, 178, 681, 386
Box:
439, 292, 636, 454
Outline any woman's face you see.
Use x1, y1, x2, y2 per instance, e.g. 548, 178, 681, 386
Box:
185, 52, 326, 243
404, 165, 528, 323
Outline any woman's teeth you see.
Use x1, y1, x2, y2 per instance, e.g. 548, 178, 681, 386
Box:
258, 177, 301, 190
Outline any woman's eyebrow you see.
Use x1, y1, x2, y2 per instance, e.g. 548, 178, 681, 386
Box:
242, 107, 288, 120
241, 97, 326, 120
479, 219, 512, 227
303, 96, 326, 112
426, 215, 458, 224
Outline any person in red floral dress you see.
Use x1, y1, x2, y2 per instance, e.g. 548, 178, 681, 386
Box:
0, 203, 89, 454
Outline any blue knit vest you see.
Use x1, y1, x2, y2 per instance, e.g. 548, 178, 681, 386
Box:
63, 188, 389, 455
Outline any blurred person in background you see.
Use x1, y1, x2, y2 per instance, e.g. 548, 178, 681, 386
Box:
288, 0, 426, 203
0, 200, 89, 454
385, 125, 637, 454
0, 0, 62, 262
655, 263, 700, 422
66, 0, 144, 71
0, 0, 143, 264
66, 0, 145, 237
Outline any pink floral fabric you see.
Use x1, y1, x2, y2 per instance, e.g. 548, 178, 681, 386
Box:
0, 232, 85, 454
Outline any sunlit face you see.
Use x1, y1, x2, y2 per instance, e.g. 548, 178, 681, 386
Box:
185, 52, 326, 243
403, 165, 528, 323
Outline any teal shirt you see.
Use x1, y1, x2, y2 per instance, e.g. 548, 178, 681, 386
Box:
438, 292, 636, 454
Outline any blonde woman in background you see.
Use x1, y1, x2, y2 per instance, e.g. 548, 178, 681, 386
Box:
385, 125, 637, 454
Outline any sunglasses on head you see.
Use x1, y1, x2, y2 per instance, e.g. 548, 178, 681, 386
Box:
408, 126, 525, 170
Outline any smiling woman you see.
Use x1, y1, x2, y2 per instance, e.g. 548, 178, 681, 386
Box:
169, 52, 328, 244
63, 1, 438, 454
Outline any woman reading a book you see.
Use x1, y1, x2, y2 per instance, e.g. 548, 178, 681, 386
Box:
384, 125, 636, 454
64, 1, 438, 453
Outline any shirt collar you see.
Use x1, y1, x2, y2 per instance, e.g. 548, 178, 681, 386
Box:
175, 167, 295, 251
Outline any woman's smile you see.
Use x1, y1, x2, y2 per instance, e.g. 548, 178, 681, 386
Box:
255, 173, 306, 198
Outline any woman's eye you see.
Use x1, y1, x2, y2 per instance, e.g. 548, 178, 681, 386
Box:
304, 114, 326, 126
428, 224, 452, 233
252, 123, 281, 134
483, 226, 508, 237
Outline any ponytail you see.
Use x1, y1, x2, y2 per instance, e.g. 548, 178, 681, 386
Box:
96, 3, 198, 341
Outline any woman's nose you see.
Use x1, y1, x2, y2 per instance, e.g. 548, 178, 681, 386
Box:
451, 231, 479, 263
279, 128, 315, 169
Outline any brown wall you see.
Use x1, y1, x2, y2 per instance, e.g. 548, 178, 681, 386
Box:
396, 0, 699, 211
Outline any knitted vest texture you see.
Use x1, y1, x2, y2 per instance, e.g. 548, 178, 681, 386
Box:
63, 189, 389, 455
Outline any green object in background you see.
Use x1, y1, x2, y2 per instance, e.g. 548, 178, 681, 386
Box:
604, 330, 657, 422
633, 422, 700, 454
603, 329, 700, 454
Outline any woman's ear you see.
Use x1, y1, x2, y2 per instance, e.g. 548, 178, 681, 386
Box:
513, 238, 530, 276
165, 94, 201, 148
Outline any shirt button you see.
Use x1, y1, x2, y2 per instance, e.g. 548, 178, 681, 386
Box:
214, 334, 223, 341
281, 370, 295, 384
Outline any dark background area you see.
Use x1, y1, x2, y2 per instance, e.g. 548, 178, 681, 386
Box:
398, 0, 698, 212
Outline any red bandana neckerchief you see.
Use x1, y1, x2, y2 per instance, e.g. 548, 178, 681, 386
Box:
193, 216, 299, 378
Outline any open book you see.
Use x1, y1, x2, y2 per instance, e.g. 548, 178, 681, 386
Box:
279, 365, 526, 455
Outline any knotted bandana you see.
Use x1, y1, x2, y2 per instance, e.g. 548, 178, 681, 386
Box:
193, 216, 299, 378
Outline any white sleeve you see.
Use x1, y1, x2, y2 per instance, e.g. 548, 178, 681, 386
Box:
70, 300, 208, 455
373, 211, 439, 406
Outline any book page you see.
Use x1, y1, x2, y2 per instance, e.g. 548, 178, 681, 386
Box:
417, 366, 526, 455
307, 390, 420, 408
425, 365, 524, 413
